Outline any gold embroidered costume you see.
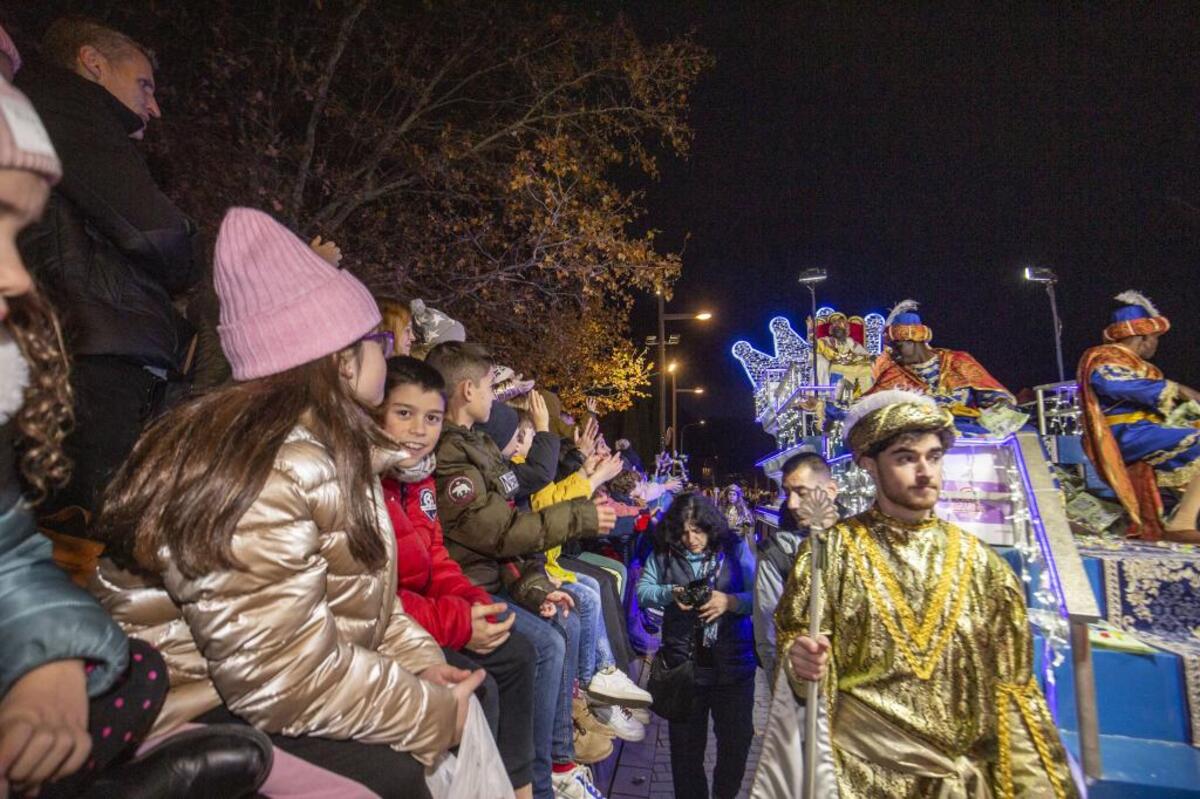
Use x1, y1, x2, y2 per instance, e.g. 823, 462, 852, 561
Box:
775, 507, 1077, 798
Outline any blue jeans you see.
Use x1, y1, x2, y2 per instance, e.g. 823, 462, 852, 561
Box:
495, 595, 577, 799
562, 574, 615, 685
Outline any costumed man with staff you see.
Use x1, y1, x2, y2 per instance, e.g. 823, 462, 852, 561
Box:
869, 301, 1026, 434
1078, 290, 1200, 543
758, 390, 1077, 798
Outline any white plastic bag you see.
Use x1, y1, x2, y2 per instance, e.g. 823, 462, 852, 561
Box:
425, 695, 513, 799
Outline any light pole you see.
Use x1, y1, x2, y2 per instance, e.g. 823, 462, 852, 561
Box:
672, 375, 705, 453
1023, 267, 1065, 382
797, 268, 828, 349
656, 295, 713, 449
680, 419, 706, 454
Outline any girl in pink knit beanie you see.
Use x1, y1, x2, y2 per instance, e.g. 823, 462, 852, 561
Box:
93, 207, 491, 798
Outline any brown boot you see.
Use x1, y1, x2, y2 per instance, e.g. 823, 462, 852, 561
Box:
572, 719, 614, 764
572, 696, 616, 739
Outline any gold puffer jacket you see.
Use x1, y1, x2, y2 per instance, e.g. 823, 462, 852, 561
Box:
90, 426, 456, 763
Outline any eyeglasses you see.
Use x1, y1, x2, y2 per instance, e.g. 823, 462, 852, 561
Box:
360, 331, 395, 359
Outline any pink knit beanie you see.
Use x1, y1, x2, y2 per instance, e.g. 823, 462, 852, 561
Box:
214, 207, 382, 381
0, 25, 21, 76
0, 79, 61, 182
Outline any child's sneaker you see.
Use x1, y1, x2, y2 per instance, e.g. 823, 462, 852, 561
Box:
552, 764, 607, 799
627, 706, 651, 725
593, 705, 646, 742
586, 666, 653, 708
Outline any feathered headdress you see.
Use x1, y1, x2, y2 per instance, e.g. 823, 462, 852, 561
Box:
1105, 289, 1170, 342
884, 299, 932, 343
885, 299, 919, 328
842, 389, 954, 455
1113, 290, 1160, 318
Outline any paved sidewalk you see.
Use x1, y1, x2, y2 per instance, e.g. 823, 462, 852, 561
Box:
605, 667, 772, 799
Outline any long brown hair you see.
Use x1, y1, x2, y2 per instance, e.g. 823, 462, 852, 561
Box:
97, 347, 392, 579
7, 291, 73, 504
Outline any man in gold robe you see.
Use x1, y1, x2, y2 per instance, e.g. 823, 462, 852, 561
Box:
775, 390, 1078, 798
815, 312, 875, 399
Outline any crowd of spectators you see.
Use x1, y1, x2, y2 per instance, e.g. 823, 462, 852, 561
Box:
0, 17, 729, 799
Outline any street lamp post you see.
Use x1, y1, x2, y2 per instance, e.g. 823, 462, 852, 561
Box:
796, 267, 825, 345
680, 419, 706, 454
656, 298, 713, 449
1023, 267, 1066, 382
671, 378, 705, 453
669, 362, 678, 453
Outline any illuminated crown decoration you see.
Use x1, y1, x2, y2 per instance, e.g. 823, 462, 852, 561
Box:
732, 310, 889, 429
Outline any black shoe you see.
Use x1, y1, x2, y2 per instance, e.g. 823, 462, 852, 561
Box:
81, 724, 273, 799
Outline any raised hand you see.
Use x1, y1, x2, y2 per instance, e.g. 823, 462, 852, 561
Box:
528, 391, 551, 433
575, 416, 601, 457
309, 235, 342, 266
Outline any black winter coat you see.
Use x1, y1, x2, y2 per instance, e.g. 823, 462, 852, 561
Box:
16, 63, 200, 372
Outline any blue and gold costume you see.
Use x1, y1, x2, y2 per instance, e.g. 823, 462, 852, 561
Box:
1086, 356, 1200, 485
1078, 291, 1199, 539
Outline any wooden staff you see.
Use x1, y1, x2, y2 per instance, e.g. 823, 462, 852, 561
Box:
796, 491, 838, 799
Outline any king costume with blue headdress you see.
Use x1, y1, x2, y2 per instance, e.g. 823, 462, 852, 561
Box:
1078, 290, 1200, 541
866, 300, 1015, 424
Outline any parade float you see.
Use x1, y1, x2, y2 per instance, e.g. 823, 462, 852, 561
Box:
733, 308, 1200, 798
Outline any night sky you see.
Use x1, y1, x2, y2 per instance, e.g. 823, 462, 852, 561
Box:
614, 3, 1200, 480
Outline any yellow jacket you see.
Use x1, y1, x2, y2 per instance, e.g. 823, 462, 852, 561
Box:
512, 454, 591, 583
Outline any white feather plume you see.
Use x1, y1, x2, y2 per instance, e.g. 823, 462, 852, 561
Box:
885, 299, 920, 328
1114, 290, 1161, 318
842, 389, 935, 443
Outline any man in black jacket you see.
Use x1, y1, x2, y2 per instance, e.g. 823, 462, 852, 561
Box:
17, 18, 201, 530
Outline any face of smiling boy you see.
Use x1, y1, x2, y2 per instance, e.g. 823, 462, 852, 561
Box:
383, 383, 446, 465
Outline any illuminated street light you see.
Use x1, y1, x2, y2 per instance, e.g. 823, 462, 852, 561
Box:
1022, 266, 1065, 382
797, 268, 828, 348
657, 301, 716, 448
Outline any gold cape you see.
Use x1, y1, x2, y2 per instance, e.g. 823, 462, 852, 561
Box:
775, 507, 1077, 798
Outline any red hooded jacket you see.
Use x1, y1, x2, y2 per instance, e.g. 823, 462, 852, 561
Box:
383, 474, 493, 649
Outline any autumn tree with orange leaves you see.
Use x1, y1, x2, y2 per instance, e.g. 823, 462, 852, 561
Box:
12, 0, 710, 413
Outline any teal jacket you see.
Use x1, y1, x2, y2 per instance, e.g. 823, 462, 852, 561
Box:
0, 420, 127, 699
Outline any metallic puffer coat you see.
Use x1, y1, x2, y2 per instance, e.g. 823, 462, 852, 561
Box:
91, 426, 456, 763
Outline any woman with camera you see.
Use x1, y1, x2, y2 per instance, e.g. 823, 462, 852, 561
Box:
636, 493, 758, 799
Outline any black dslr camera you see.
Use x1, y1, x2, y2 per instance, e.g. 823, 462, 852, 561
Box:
678, 578, 713, 608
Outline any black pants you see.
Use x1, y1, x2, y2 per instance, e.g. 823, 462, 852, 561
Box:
667, 675, 756, 799
42, 639, 169, 799
43, 357, 178, 524
195, 705, 429, 799
443, 632, 536, 789
559, 556, 634, 671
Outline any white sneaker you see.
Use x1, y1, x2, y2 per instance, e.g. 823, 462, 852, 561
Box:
552, 764, 607, 799
627, 706, 651, 724
586, 666, 653, 708
593, 705, 646, 742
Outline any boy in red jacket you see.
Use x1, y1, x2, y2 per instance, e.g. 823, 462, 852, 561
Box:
379, 357, 536, 799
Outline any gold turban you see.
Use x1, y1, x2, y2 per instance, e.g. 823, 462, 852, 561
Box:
844, 390, 956, 455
